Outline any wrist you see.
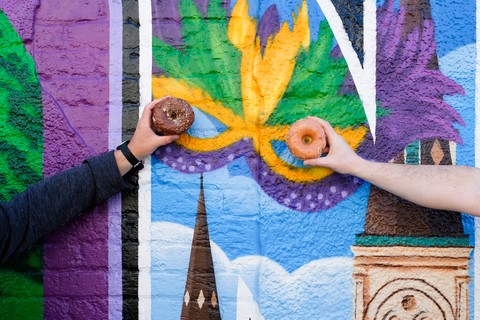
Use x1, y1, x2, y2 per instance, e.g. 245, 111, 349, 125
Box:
117, 140, 144, 171
344, 154, 369, 177
114, 150, 132, 176
127, 138, 149, 161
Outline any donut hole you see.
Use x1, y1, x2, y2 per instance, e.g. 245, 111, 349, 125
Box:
302, 135, 313, 145
285, 118, 326, 160
166, 109, 178, 120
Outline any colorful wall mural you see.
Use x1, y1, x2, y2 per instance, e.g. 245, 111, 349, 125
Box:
0, 0, 477, 319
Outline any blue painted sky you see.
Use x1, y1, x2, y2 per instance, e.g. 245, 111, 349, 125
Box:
151, 156, 369, 273
235, 0, 475, 58
376, 0, 475, 57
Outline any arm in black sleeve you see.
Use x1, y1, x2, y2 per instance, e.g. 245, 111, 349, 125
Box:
0, 151, 128, 265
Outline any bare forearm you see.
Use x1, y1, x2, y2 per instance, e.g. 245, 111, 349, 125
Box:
302, 117, 480, 216
351, 158, 480, 216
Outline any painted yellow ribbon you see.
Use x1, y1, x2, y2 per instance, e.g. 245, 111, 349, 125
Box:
152, 0, 368, 183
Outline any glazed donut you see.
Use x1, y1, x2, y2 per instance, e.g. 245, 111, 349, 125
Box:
152, 97, 195, 135
286, 118, 326, 160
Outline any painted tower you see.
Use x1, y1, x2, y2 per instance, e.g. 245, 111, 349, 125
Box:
351, 0, 473, 318
181, 175, 222, 319
352, 172, 472, 320
353, 176, 472, 319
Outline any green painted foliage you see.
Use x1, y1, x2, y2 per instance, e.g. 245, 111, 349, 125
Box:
0, 10, 43, 201
0, 10, 44, 320
153, 1, 379, 130
0, 244, 44, 320
267, 20, 367, 127
152, 0, 244, 117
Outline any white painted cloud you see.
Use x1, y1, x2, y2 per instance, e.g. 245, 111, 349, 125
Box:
150, 222, 354, 320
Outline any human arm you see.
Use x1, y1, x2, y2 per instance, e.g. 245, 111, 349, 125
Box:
303, 117, 480, 216
0, 151, 126, 265
0, 97, 178, 265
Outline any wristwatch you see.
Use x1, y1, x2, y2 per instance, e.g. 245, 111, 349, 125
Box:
117, 140, 144, 170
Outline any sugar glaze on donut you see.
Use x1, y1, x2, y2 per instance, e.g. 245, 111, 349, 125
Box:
286, 118, 326, 160
152, 97, 195, 135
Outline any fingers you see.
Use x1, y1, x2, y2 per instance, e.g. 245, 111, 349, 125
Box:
306, 116, 337, 138
145, 95, 171, 110
141, 95, 172, 121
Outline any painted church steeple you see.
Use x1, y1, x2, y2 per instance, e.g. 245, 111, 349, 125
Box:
181, 174, 221, 319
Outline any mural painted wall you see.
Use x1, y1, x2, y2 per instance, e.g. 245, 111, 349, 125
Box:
0, 0, 477, 319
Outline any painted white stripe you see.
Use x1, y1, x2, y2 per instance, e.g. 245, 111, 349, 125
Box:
236, 276, 265, 320
363, 0, 376, 141
109, 0, 124, 152
475, 0, 480, 317
138, 0, 153, 318
315, 0, 377, 141
108, 0, 124, 319
476, 0, 480, 169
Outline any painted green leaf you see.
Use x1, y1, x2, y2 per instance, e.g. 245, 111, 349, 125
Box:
0, 10, 44, 320
0, 10, 43, 201
267, 20, 368, 128
0, 259, 43, 320
152, 0, 244, 117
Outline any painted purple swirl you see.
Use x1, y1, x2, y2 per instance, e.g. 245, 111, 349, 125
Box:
154, 138, 365, 212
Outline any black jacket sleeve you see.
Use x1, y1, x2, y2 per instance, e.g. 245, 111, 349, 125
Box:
0, 151, 128, 265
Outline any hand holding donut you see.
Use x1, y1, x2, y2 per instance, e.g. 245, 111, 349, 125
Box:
114, 97, 180, 175
128, 97, 180, 160
302, 116, 363, 175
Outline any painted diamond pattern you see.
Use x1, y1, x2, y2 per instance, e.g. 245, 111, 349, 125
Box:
198, 289, 205, 309
211, 291, 217, 308
184, 291, 190, 306
431, 139, 444, 165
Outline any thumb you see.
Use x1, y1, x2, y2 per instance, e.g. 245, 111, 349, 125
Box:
304, 157, 329, 167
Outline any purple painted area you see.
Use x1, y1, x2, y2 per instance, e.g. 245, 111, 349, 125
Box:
0, 0, 39, 52
256, 5, 280, 54
154, 138, 250, 174
363, 0, 464, 162
155, 138, 363, 212
152, 0, 184, 49
4, 0, 112, 318
251, 157, 363, 212
151, 0, 231, 47
336, 0, 464, 163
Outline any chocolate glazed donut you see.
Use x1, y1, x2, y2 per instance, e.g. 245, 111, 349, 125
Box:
286, 118, 327, 160
152, 97, 195, 135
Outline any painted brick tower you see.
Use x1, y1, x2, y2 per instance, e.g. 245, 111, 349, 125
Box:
351, 0, 473, 318
181, 175, 222, 319
352, 244, 471, 320
352, 140, 472, 320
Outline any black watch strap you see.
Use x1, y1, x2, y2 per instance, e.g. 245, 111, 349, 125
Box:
117, 140, 144, 170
